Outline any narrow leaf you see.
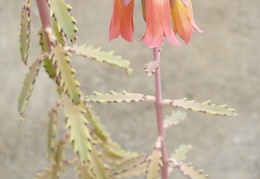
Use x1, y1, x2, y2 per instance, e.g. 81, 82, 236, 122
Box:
20, 0, 31, 65
65, 45, 132, 74
162, 98, 236, 116
84, 91, 155, 104
177, 162, 209, 179
47, 0, 77, 42
76, 163, 95, 179
164, 110, 186, 129
62, 94, 92, 164
109, 154, 147, 177
89, 144, 108, 179
47, 101, 61, 157
18, 57, 45, 115
47, 28, 81, 104
171, 144, 192, 161
146, 138, 162, 179
39, 29, 56, 78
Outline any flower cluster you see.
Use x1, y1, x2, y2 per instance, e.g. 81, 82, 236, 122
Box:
109, 0, 203, 48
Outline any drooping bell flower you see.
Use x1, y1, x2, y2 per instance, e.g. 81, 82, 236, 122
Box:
170, 0, 203, 44
141, 0, 181, 48
109, 0, 134, 42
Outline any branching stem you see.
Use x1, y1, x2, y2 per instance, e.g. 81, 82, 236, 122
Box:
153, 47, 168, 179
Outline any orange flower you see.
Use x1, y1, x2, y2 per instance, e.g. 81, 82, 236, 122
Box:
170, 0, 203, 44
109, 0, 134, 42
141, 0, 181, 48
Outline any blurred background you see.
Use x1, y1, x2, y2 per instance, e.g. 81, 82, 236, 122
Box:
1, 0, 260, 178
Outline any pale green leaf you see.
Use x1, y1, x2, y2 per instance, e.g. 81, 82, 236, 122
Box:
81, 103, 110, 143
171, 144, 192, 161
89, 144, 108, 179
18, 57, 45, 115
164, 110, 186, 129
146, 138, 162, 179
162, 98, 236, 116
109, 154, 147, 177
76, 163, 95, 179
62, 94, 92, 164
20, 0, 31, 65
39, 29, 56, 79
47, 101, 61, 157
47, 0, 77, 43
177, 162, 209, 179
65, 45, 132, 74
47, 28, 81, 104
84, 91, 155, 104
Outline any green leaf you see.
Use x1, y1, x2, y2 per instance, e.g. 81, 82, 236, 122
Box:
177, 162, 209, 179
47, 101, 61, 157
109, 154, 147, 177
20, 0, 31, 65
89, 144, 108, 179
84, 91, 155, 104
39, 29, 56, 79
162, 98, 236, 116
76, 163, 95, 179
47, 28, 81, 104
47, 0, 77, 43
36, 138, 68, 179
171, 144, 192, 161
146, 138, 162, 179
52, 17, 65, 46
62, 94, 92, 164
81, 103, 110, 143
18, 57, 45, 115
164, 110, 186, 129
65, 45, 132, 74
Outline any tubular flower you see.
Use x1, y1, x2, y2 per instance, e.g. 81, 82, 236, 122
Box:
141, 0, 181, 48
109, 0, 134, 42
170, 0, 203, 44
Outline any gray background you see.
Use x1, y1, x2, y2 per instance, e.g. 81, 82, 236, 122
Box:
1, 0, 260, 178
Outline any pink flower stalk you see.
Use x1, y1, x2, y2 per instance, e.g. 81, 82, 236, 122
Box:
109, 0, 134, 42
170, 0, 203, 44
141, 0, 181, 48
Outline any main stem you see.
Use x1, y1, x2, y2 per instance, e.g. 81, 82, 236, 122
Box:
153, 47, 168, 179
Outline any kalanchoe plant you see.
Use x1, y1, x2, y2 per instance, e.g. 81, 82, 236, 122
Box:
19, 0, 236, 179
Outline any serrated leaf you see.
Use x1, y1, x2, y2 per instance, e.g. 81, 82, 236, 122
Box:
39, 29, 56, 79
18, 57, 45, 115
89, 144, 108, 179
47, 101, 61, 157
36, 139, 67, 179
144, 61, 159, 76
47, 0, 77, 43
62, 94, 92, 164
81, 103, 110, 143
162, 98, 236, 116
65, 45, 132, 74
146, 138, 162, 179
109, 154, 147, 177
84, 91, 155, 104
52, 16, 65, 46
171, 144, 192, 161
76, 163, 95, 179
164, 110, 186, 129
20, 0, 31, 65
47, 28, 81, 104
177, 162, 209, 179
101, 139, 135, 162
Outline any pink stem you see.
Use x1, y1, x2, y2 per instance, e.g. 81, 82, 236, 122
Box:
153, 47, 168, 179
